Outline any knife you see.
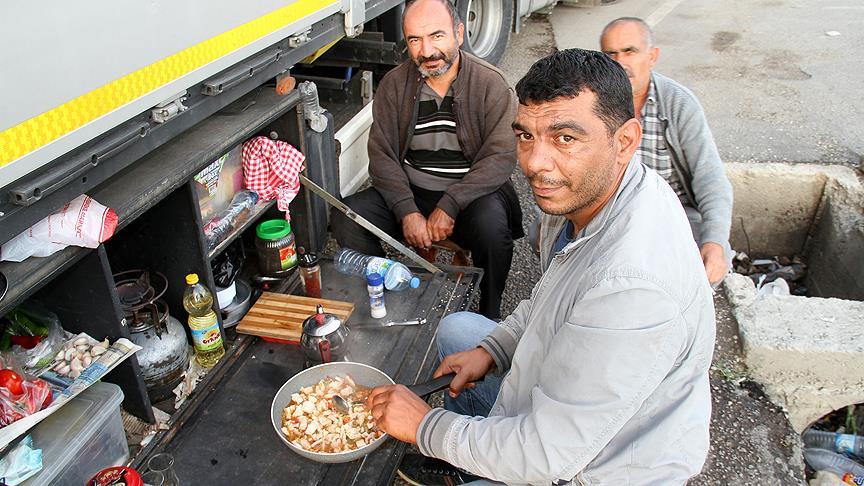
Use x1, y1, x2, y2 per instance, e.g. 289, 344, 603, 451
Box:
350, 318, 427, 330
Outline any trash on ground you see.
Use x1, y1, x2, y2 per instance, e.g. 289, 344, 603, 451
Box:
733, 252, 809, 295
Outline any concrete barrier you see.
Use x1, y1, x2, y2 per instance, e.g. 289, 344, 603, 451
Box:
723, 163, 864, 432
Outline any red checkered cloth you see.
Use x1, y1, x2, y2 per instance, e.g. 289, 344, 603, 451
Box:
241, 136, 305, 219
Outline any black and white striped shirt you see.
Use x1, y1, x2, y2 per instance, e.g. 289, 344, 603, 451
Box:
404, 84, 469, 190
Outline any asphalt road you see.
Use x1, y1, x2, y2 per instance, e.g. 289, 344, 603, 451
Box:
548, 0, 864, 168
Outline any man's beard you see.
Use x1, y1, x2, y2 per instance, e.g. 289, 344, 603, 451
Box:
414, 47, 458, 78
530, 152, 618, 216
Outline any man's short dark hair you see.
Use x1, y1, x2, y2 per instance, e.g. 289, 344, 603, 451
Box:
403, 0, 462, 36
515, 48, 635, 136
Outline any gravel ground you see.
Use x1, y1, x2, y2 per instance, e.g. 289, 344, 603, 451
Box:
380, 14, 806, 485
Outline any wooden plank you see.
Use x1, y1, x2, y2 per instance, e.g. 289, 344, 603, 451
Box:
235, 292, 353, 343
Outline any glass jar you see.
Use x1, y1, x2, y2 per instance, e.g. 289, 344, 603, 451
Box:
297, 247, 321, 298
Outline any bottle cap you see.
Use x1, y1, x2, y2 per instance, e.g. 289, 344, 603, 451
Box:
186, 273, 199, 285
297, 247, 320, 268
410, 277, 420, 288
367, 272, 383, 286
256, 219, 291, 240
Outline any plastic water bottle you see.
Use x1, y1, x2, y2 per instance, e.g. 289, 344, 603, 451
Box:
334, 248, 420, 291
804, 429, 864, 458
204, 190, 259, 250
803, 448, 864, 477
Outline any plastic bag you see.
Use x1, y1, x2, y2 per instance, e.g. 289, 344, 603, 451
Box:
0, 434, 43, 485
0, 194, 118, 262
0, 356, 53, 428
0, 379, 53, 427
211, 240, 246, 288
2, 304, 68, 376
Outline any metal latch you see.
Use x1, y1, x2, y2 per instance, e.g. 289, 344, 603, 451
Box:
150, 91, 188, 123
288, 30, 311, 48
342, 0, 366, 38
361, 70, 373, 106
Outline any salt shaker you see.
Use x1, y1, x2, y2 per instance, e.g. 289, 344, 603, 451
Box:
366, 272, 386, 318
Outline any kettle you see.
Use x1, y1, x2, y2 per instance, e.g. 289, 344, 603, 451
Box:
300, 304, 350, 365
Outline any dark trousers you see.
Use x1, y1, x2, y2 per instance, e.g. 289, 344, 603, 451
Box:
330, 186, 515, 319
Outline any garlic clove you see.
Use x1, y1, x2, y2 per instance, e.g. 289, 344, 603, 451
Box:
64, 348, 76, 362
70, 356, 84, 372
69, 369, 81, 380
82, 354, 92, 367
90, 345, 106, 357
74, 337, 89, 346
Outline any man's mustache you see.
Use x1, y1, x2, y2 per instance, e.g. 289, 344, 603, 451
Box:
528, 174, 571, 189
418, 53, 446, 63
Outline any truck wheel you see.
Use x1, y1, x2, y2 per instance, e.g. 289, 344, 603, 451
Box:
455, 0, 513, 65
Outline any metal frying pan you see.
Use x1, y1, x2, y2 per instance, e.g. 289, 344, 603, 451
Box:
270, 361, 454, 463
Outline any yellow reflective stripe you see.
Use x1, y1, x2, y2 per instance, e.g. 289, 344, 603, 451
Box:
0, 0, 336, 167
302, 36, 344, 64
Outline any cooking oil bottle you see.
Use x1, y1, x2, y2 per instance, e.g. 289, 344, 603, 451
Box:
182, 273, 225, 367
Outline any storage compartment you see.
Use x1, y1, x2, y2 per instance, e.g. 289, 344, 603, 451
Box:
23, 382, 127, 485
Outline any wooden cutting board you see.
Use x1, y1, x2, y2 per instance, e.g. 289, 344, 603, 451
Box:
236, 292, 354, 344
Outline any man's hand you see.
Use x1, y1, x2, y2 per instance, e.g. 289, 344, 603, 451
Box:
700, 242, 727, 285
426, 208, 455, 243
402, 212, 432, 249
367, 385, 431, 444
434, 347, 495, 398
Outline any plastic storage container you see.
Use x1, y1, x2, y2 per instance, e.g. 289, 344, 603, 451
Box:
23, 382, 128, 486
255, 219, 297, 277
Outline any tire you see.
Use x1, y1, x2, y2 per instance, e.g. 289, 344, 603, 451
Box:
454, 0, 513, 66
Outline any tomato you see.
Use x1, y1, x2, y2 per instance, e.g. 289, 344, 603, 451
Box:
10, 335, 44, 349
0, 369, 23, 395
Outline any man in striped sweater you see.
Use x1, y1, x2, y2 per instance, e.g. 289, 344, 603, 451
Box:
331, 0, 523, 319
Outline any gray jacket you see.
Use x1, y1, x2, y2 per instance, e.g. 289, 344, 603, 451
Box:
652, 72, 733, 248
417, 158, 716, 485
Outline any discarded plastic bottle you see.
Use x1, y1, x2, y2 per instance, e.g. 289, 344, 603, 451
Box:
803, 448, 864, 478
804, 429, 864, 457
334, 248, 420, 291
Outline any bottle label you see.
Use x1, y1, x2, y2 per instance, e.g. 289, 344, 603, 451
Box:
836, 434, 855, 455
190, 317, 224, 352
279, 244, 297, 270
843, 473, 864, 485
366, 258, 393, 278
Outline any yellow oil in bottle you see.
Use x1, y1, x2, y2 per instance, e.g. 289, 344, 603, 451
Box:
182, 273, 225, 367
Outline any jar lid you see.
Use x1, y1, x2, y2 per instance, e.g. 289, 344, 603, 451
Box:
256, 219, 291, 240
88, 466, 143, 486
186, 273, 199, 285
366, 272, 383, 286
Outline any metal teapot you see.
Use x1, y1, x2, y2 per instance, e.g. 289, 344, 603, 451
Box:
300, 304, 349, 365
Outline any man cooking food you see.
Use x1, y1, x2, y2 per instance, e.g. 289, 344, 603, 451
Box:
330, 0, 522, 320
367, 48, 716, 485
